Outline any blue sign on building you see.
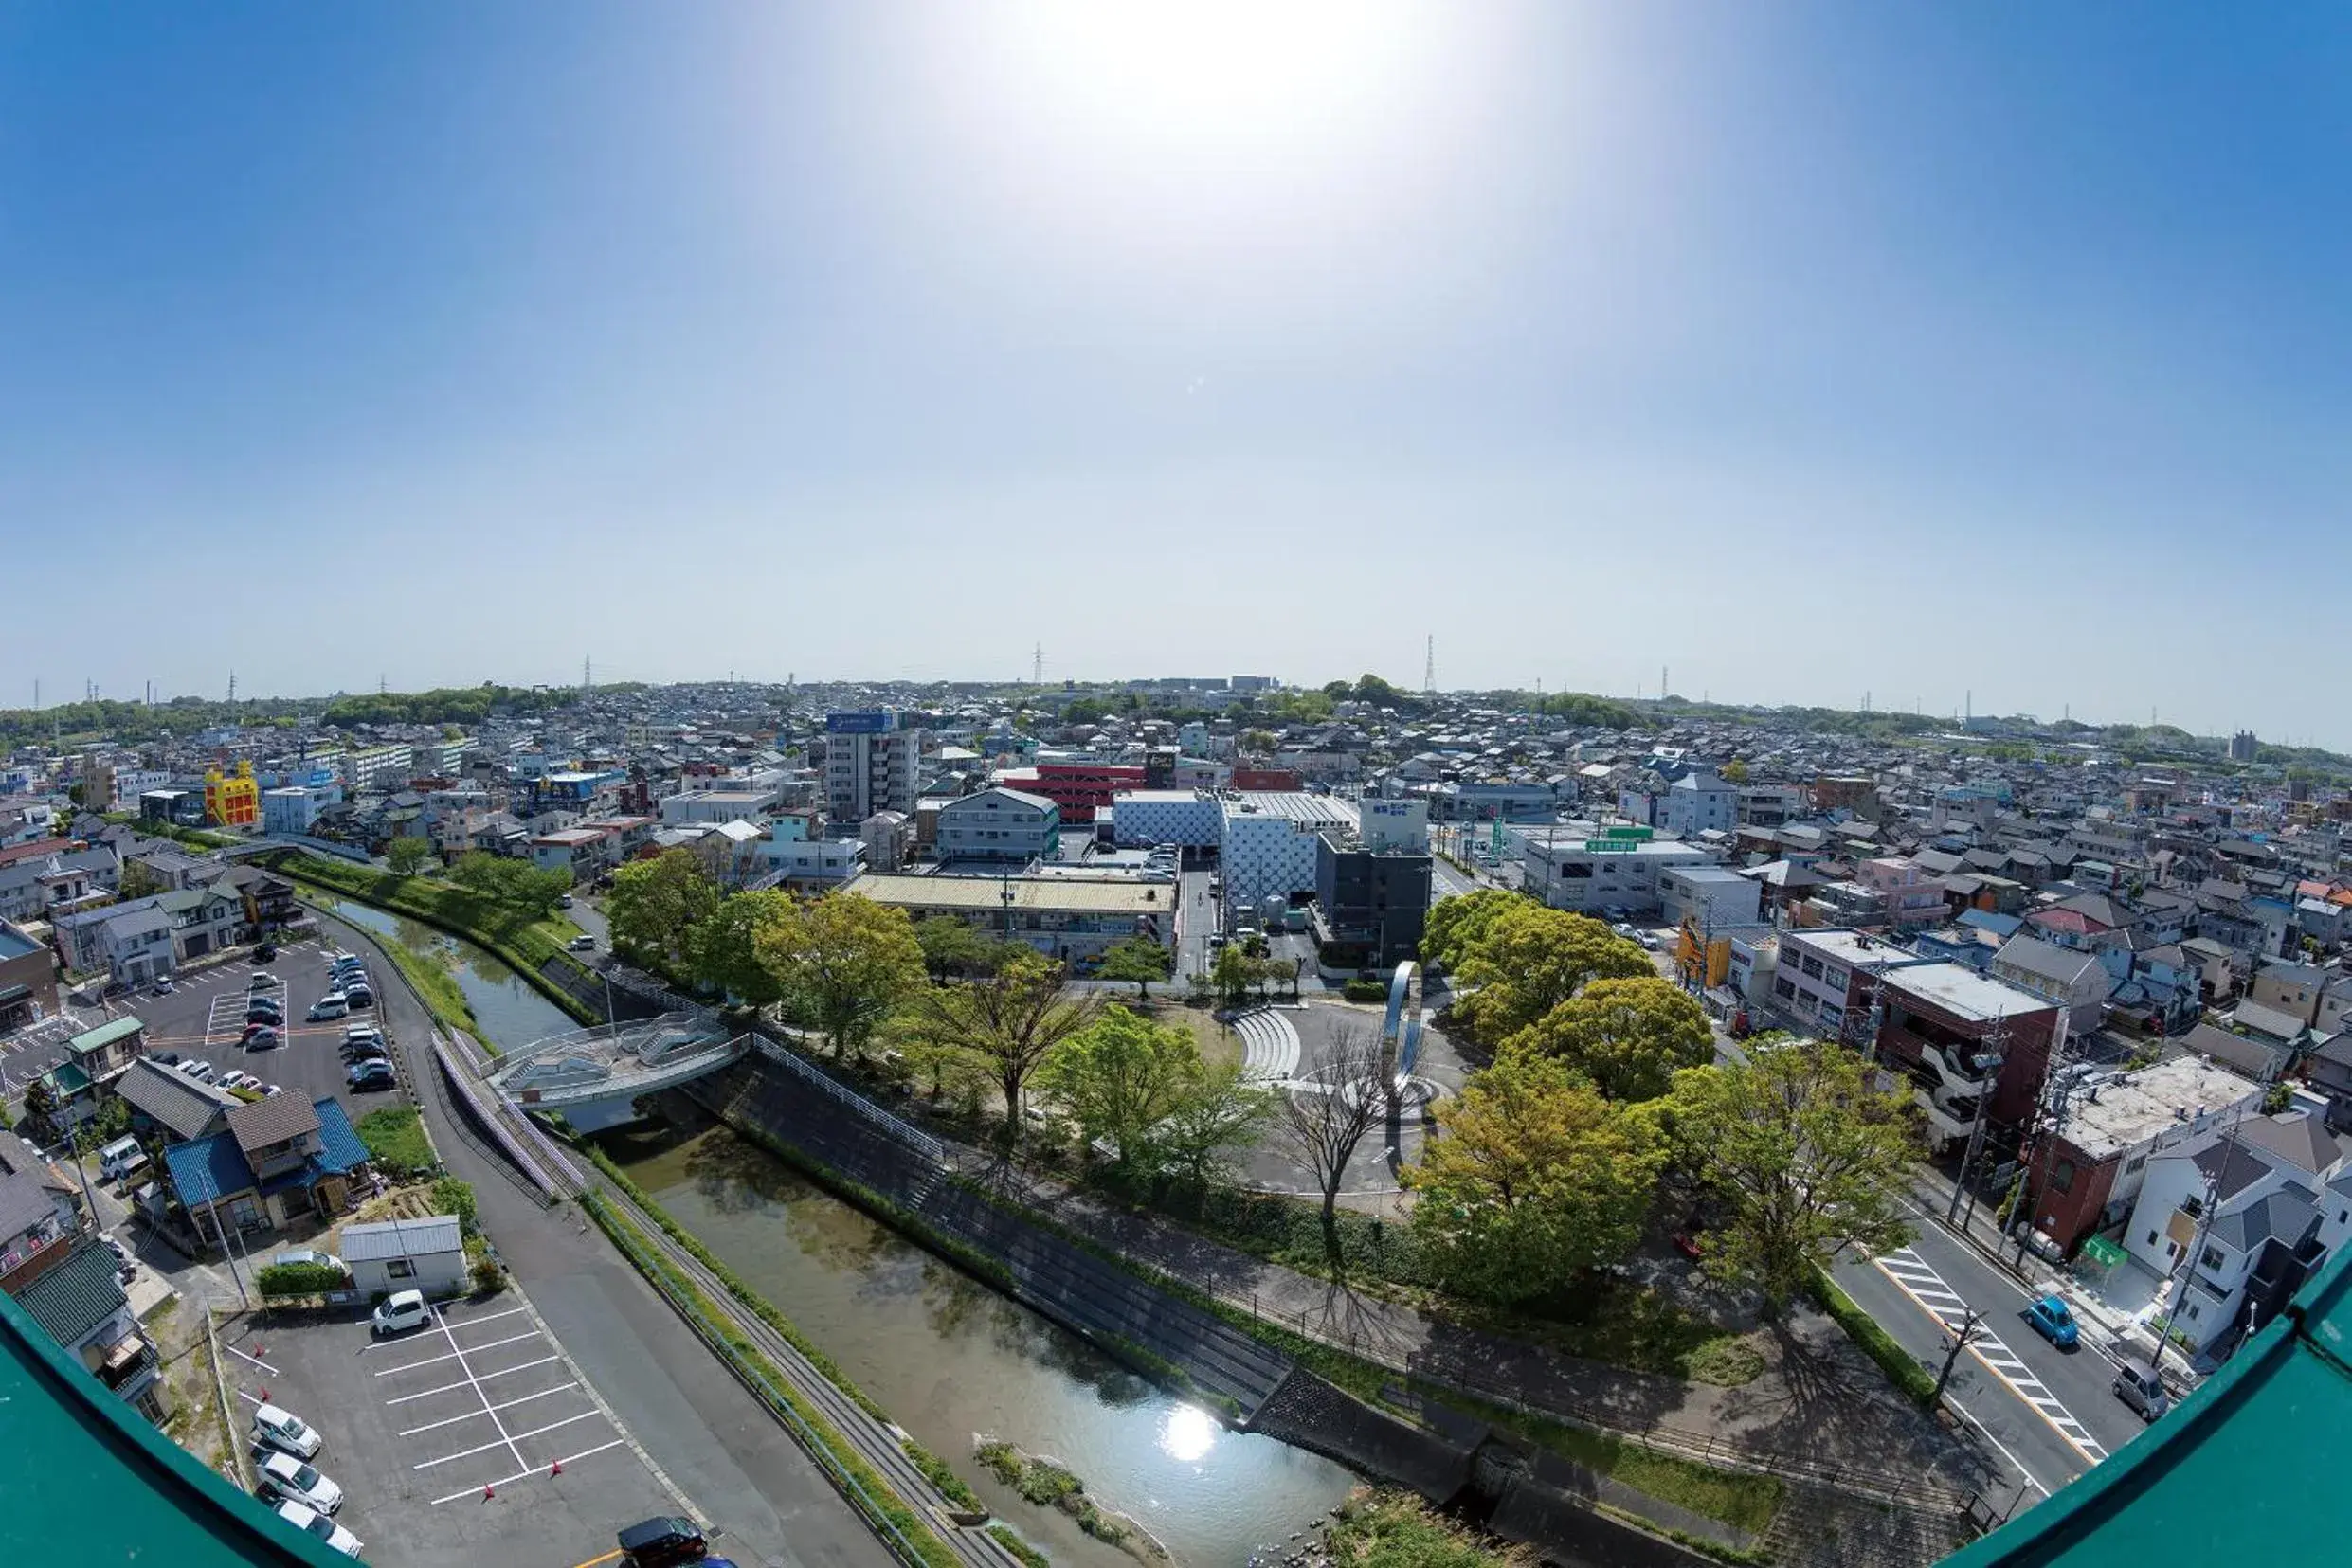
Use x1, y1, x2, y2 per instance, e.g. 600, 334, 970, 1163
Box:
826, 711, 896, 735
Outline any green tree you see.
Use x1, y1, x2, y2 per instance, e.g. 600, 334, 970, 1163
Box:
1665, 1039, 1920, 1315
912, 955, 1101, 1128
1500, 976, 1713, 1103
690, 889, 793, 1008
1239, 728, 1277, 754
913, 915, 1011, 981
606, 849, 721, 973
1039, 1006, 1202, 1175
1455, 906, 1651, 1043
754, 894, 928, 1063
1419, 887, 1525, 973
385, 836, 432, 875
1210, 944, 1256, 1008
118, 858, 167, 900
1719, 758, 1749, 784
1403, 1054, 1663, 1305
1097, 936, 1173, 1001
1158, 1057, 1273, 1184
449, 852, 571, 916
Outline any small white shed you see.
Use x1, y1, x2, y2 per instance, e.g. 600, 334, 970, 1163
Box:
339, 1215, 468, 1299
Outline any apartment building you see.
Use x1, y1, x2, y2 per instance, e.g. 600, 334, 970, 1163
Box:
824, 712, 921, 824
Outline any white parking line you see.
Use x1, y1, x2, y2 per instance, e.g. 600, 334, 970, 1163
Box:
426, 1439, 628, 1507
445, 1305, 532, 1333
226, 1344, 280, 1375
413, 1409, 601, 1469
424, 1304, 528, 1473
385, 1355, 563, 1403
398, 1382, 581, 1436
373, 1330, 541, 1375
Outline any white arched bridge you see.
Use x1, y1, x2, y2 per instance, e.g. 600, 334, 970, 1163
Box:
485, 1012, 751, 1110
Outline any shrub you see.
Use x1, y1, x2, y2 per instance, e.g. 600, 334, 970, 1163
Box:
432, 1177, 479, 1235
465, 1235, 504, 1295
1342, 978, 1390, 1003
257, 1261, 350, 1299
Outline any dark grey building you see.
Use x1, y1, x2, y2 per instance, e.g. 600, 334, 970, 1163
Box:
1313, 830, 1431, 969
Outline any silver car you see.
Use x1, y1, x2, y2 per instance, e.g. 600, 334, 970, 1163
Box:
2112, 1362, 2171, 1422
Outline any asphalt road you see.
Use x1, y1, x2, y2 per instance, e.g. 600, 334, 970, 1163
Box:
1835, 1186, 2158, 1505
317, 906, 897, 1568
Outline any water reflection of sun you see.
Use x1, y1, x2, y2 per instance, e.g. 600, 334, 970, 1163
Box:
1159, 1404, 1218, 1465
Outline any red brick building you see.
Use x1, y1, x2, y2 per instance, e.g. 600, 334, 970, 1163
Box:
993, 765, 1146, 824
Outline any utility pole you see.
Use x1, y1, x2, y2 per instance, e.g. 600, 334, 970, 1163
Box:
1947, 1005, 2010, 1227
1933, 1307, 1988, 1404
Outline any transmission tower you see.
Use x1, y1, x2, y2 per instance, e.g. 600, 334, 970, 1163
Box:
227, 671, 237, 704
1423, 635, 1436, 696
583, 655, 591, 691
1033, 643, 1043, 686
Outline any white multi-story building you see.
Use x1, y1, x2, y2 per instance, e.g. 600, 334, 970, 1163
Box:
1656, 769, 1738, 837
1518, 825, 1711, 919
1660, 865, 1762, 930
1220, 792, 1356, 917
935, 787, 1060, 864
262, 783, 342, 837
344, 745, 412, 794
823, 712, 920, 826
1109, 789, 1225, 849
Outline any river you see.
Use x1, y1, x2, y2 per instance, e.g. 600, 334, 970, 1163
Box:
611, 1119, 1357, 1568
328, 894, 1359, 1565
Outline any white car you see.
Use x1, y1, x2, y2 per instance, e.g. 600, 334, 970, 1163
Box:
251, 1402, 322, 1460
371, 1289, 431, 1337
219, 1070, 257, 1092
257, 1450, 344, 1514
273, 1498, 362, 1557
308, 995, 349, 1021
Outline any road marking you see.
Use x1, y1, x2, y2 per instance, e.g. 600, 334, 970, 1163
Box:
398, 1382, 581, 1436
424, 1303, 529, 1473
413, 1409, 602, 1470
567, 1553, 624, 1568
373, 1329, 540, 1375
385, 1354, 563, 1403
426, 1438, 630, 1506
445, 1305, 532, 1333
235, 1387, 263, 1405
226, 1344, 280, 1375
1871, 1249, 2109, 1466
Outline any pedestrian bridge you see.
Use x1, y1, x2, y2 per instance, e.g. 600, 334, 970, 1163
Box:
485, 1012, 750, 1109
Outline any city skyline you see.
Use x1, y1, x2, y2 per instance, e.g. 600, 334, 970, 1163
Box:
6, 6, 2351, 740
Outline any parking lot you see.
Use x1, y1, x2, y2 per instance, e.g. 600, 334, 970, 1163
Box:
113, 937, 403, 1115
222, 1292, 686, 1568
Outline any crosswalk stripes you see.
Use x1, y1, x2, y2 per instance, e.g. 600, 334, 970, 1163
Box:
1872, 1246, 2108, 1465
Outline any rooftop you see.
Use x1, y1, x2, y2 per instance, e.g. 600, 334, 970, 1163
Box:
340, 1214, 463, 1262
2051, 1058, 2264, 1161
1780, 928, 1923, 968
1883, 961, 2057, 1022
847, 873, 1176, 915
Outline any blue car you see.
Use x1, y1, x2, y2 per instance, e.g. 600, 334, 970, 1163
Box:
2024, 1294, 2079, 1349
346, 1060, 395, 1092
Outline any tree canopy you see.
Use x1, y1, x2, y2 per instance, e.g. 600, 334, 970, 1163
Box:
1096, 936, 1173, 1000
447, 851, 572, 916
606, 849, 721, 973
689, 888, 793, 1007
1404, 1054, 1663, 1305
1040, 1005, 1268, 1181
1453, 906, 1652, 1043
1665, 1039, 1920, 1313
1499, 976, 1713, 1103
1419, 887, 1527, 973
911, 953, 1100, 1126
754, 894, 928, 1061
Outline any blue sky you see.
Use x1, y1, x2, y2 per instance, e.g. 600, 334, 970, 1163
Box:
4, 5, 2349, 740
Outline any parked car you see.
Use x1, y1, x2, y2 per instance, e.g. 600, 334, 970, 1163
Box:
556, 893, 574, 909
2112, 1361, 2170, 1420
249, 973, 278, 990
254, 943, 277, 962
308, 996, 349, 1021
348, 1060, 396, 1091
2023, 1295, 2080, 1349
150, 979, 174, 996
272, 1499, 361, 1558
99, 1139, 149, 1184
251, 1402, 323, 1460
178, 1059, 216, 1083
152, 1050, 181, 1068
569, 934, 596, 951
256, 1451, 344, 1514
343, 985, 374, 1008
370, 1289, 429, 1337
617, 1515, 708, 1568
218, 1070, 256, 1092
243, 1026, 280, 1050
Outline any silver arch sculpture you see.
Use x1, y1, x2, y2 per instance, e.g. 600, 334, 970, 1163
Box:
1382, 959, 1424, 1081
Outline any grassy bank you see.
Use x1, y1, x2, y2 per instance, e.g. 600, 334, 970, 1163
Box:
583, 1146, 984, 1512
579, 1192, 963, 1568
263, 850, 598, 1026
1326, 1489, 1532, 1568
353, 1107, 436, 1175
1807, 1271, 1936, 1407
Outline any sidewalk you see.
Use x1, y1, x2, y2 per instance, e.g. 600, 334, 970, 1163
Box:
954, 1146, 1998, 1507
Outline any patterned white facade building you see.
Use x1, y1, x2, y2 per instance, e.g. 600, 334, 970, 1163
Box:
1109, 789, 1225, 848
1219, 792, 1356, 919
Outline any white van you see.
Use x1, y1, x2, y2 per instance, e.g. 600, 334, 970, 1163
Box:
252, 1402, 324, 1460
98, 1136, 147, 1184
308, 994, 349, 1021
370, 1289, 430, 1338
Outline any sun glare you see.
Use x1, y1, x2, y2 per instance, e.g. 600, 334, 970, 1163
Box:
1159, 1402, 1219, 1464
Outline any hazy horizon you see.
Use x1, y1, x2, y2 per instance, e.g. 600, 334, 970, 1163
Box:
7, 6, 2350, 743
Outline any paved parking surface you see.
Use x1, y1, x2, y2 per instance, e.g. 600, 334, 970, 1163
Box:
114, 938, 402, 1117
225, 1292, 687, 1568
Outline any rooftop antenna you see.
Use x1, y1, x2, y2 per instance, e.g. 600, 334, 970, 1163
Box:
1423, 635, 1437, 697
